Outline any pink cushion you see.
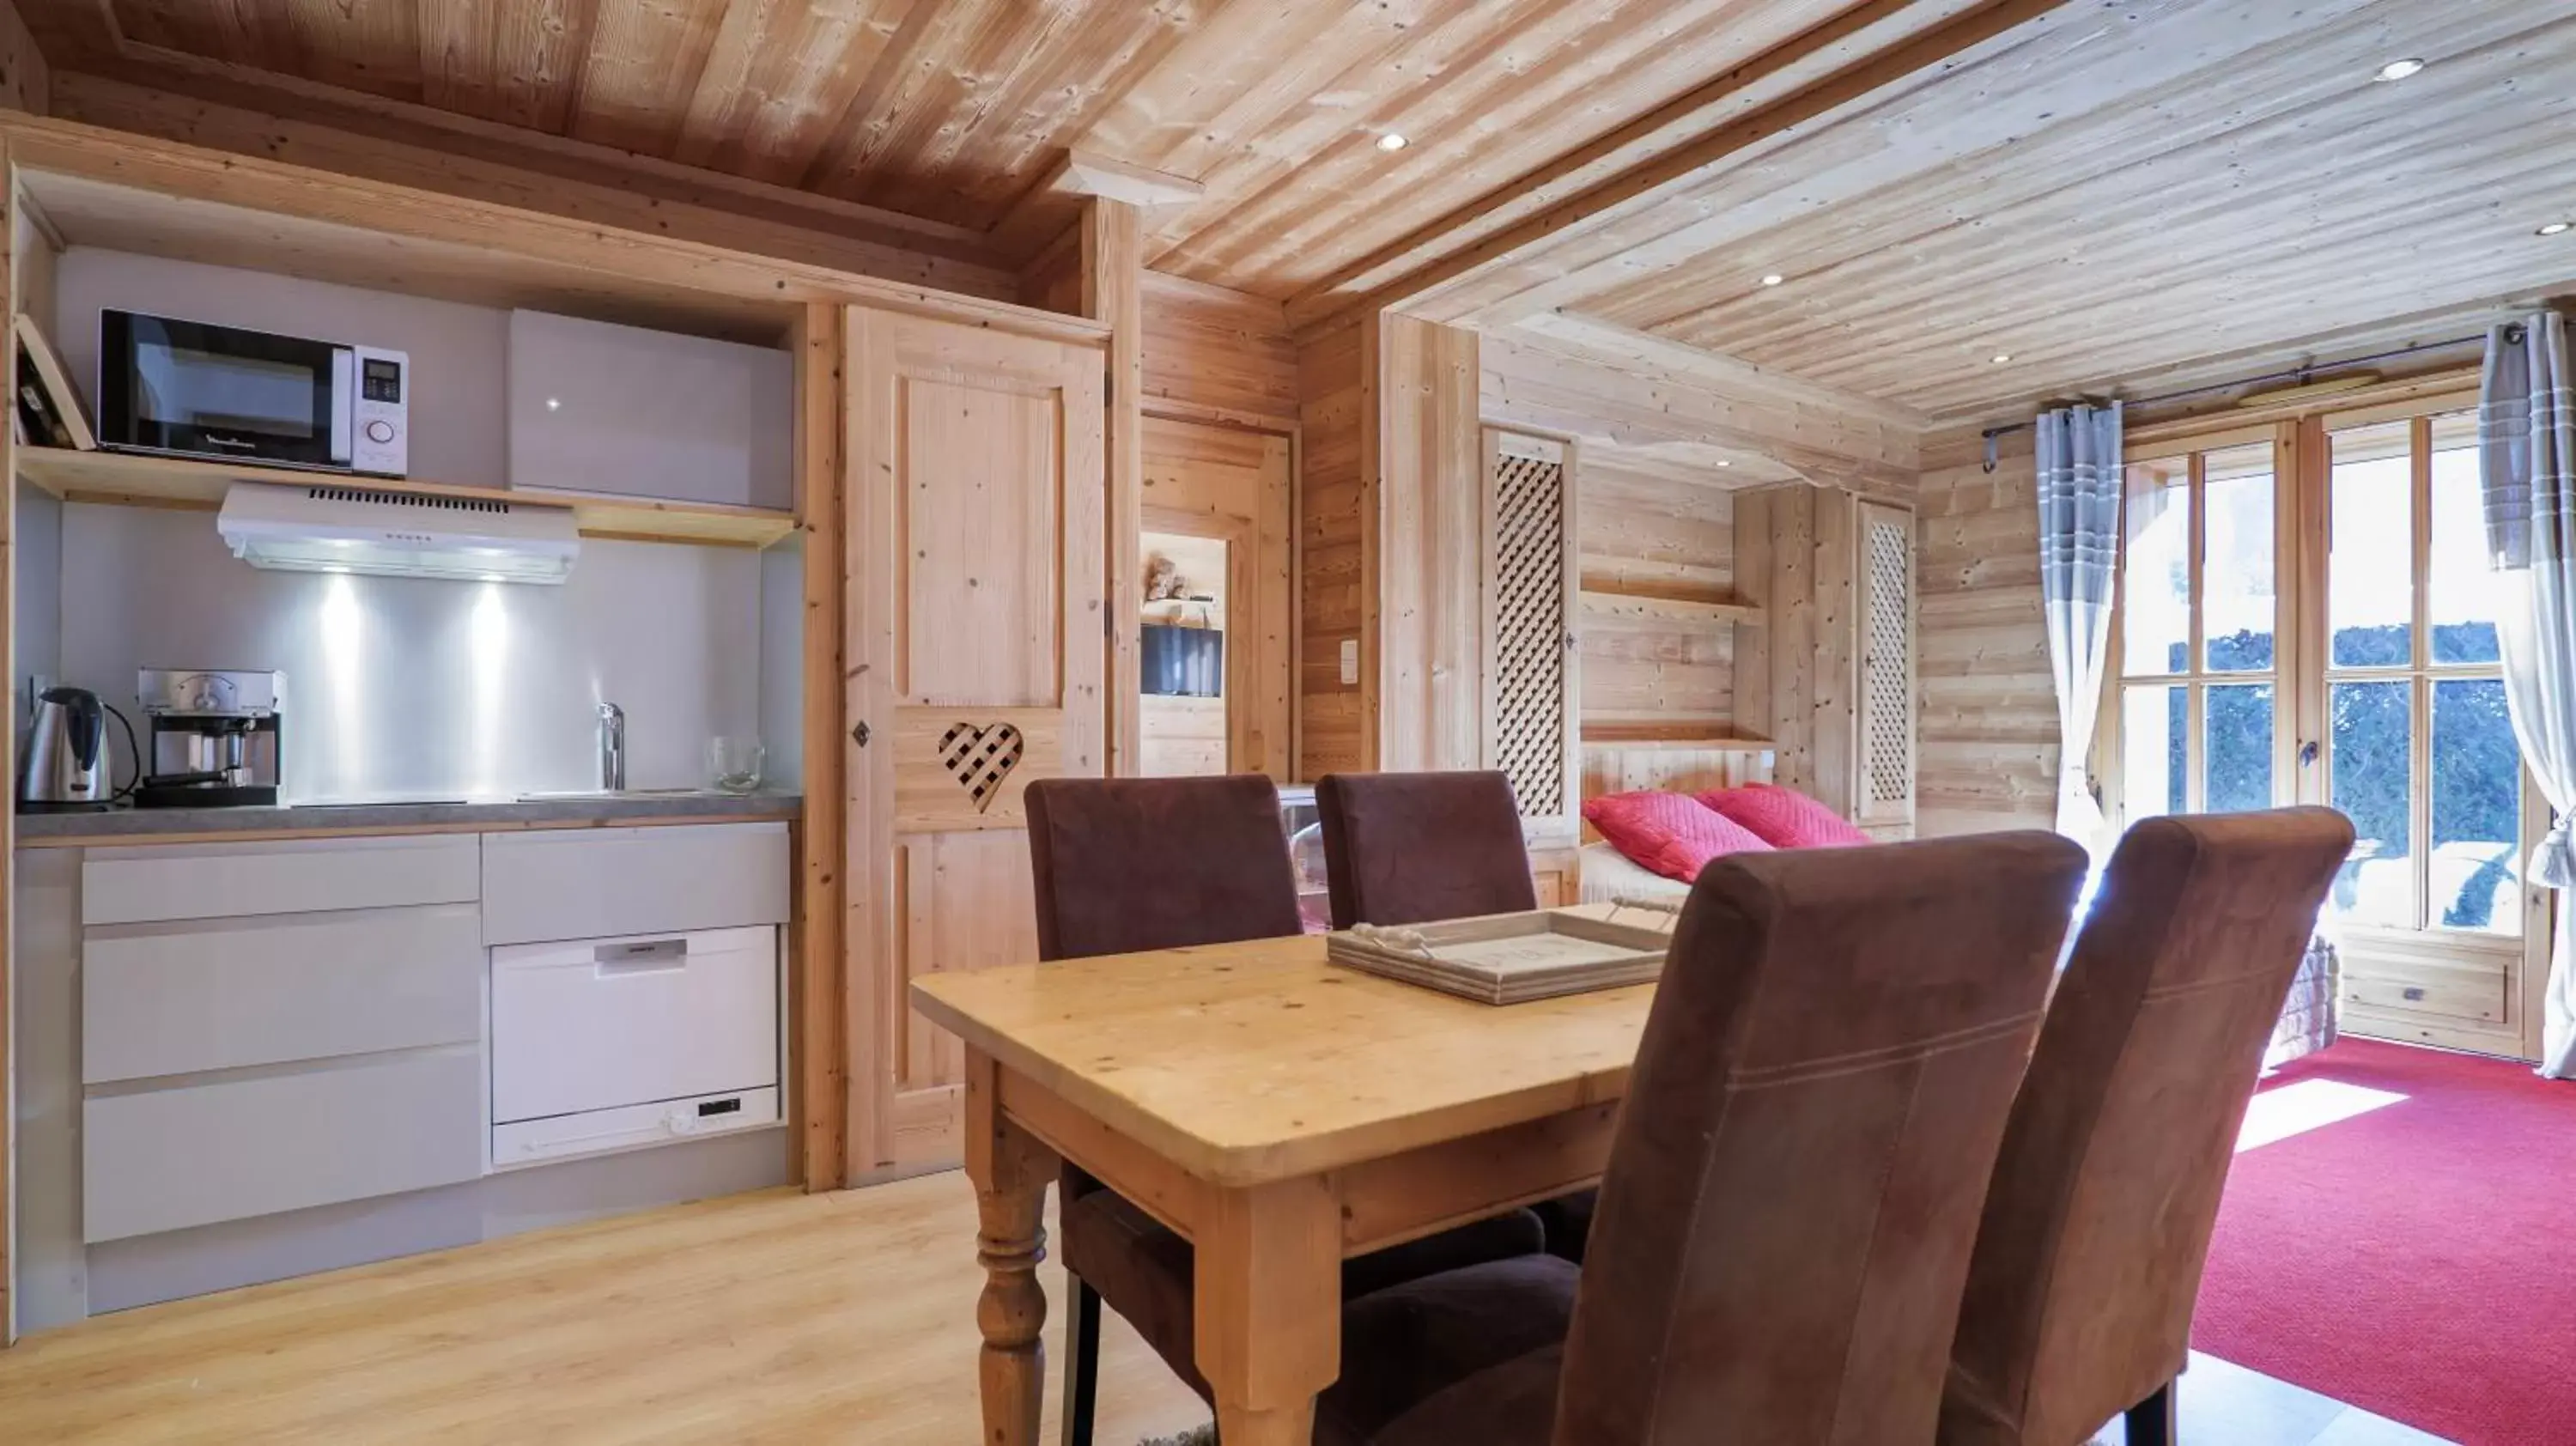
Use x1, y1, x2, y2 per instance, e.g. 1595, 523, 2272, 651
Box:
1698, 783, 1874, 849
1582, 791, 1773, 883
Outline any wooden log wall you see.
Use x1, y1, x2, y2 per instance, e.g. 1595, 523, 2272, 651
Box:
1297, 318, 1373, 778
1914, 423, 2057, 835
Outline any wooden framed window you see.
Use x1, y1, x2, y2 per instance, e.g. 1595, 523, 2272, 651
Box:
2097, 383, 2549, 1059
2106, 432, 2293, 822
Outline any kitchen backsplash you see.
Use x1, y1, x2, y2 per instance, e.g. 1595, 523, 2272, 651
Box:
34, 500, 784, 801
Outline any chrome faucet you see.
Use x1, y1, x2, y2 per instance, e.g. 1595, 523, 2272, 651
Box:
597, 702, 626, 792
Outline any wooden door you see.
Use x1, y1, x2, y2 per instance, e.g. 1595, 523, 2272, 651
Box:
844, 307, 1105, 1175
1139, 414, 1293, 780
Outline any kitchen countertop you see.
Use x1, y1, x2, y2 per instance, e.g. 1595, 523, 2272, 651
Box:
15, 791, 802, 846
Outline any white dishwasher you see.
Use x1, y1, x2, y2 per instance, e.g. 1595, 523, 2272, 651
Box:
488, 924, 781, 1168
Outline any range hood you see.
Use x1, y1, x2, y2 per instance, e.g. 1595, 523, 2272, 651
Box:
216, 482, 580, 584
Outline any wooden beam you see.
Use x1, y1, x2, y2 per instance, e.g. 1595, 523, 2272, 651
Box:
44, 64, 1018, 298
1054, 149, 1203, 210
1515, 313, 1929, 434
1283, 0, 2077, 337
1376, 314, 1485, 774
793, 302, 848, 1193
1084, 199, 1147, 777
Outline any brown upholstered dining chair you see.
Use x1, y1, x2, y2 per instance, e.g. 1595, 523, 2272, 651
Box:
1310, 829, 2092, 1446
1315, 769, 1537, 929
1022, 775, 1545, 1446
1941, 807, 2355, 1446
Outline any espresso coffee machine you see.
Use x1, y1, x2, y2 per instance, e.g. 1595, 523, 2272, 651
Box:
136, 669, 283, 809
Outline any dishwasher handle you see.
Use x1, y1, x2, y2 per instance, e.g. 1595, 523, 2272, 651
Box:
593, 937, 690, 974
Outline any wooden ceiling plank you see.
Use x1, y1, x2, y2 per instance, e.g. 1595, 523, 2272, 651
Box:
1618, 1, 2565, 352
417, 0, 500, 118
1167, 0, 1921, 295
1517, 311, 1929, 433
1432, 0, 2365, 331
793, 0, 999, 213
489, 0, 604, 134
674, 0, 919, 188
565, 0, 730, 157
1684, 62, 2576, 410
1283, 0, 2071, 335
276, 0, 422, 103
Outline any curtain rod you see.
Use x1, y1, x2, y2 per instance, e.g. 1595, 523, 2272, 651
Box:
1976, 325, 2518, 473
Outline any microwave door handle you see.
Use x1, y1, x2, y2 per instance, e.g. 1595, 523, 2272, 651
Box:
329, 347, 353, 464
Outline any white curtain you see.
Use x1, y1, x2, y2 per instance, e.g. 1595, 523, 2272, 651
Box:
2037, 403, 2124, 851
2478, 313, 2576, 1078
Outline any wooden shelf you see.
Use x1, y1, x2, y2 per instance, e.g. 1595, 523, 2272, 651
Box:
14, 447, 799, 549
1580, 729, 1776, 752
1577, 581, 1762, 625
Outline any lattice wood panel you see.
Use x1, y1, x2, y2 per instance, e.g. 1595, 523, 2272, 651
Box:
1860, 508, 1914, 816
1490, 448, 1571, 817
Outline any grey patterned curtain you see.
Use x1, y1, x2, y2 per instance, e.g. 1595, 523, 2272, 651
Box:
2037, 403, 2123, 848
2478, 313, 2576, 1077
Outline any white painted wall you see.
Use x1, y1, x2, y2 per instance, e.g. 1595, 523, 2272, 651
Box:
55, 247, 511, 489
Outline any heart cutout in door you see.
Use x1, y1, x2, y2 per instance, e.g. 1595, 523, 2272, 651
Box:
938, 722, 1025, 812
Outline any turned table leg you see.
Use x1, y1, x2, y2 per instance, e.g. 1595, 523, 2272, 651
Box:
1194, 1176, 1343, 1446
966, 1049, 1060, 1446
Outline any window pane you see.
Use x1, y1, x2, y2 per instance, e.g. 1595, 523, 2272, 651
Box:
2205, 683, 2274, 811
2123, 458, 2190, 677
2433, 677, 2520, 934
2329, 421, 2415, 668
2330, 679, 2414, 927
2429, 412, 2503, 665
2203, 444, 2275, 672
2123, 684, 2186, 818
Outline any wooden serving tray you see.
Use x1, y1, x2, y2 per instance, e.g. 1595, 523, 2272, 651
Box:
1327, 908, 1673, 1005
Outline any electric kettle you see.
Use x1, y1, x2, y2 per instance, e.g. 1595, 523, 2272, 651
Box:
21, 685, 135, 811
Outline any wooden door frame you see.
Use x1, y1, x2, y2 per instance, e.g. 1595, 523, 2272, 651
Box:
1141, 503, 1257, 774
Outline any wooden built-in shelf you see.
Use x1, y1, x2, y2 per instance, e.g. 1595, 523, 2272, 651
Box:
14, 447, 799, 549
1577, 580, 1763, 625
1580, 727, 1776, 753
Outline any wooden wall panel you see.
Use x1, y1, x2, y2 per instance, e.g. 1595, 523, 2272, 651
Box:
1141, 271, 1297, 431
1296, 319, 1370, 779
1377, 313, 1485, 775
1577, 461, 1736, 744
1914, 425, 2057, 835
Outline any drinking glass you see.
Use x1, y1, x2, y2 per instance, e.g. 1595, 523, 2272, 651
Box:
708, 736, 764, 794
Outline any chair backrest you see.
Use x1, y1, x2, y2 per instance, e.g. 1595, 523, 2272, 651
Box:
1941, 807, 2354, 1446
1024, 775, 1304, 961
1556, 831, 2089, 1446
1315, 770, 1538, 928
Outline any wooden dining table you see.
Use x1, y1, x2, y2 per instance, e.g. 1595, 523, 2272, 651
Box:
908, 903, 1667, 1445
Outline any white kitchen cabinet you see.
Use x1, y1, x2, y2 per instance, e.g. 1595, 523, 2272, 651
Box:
507, 308, 793, 510
82, 834, 480, 926
480, 821, 789, 945
83, 1047, 483, 1242
84, 904, 482, 1084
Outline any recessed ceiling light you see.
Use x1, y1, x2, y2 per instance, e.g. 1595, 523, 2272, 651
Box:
1991, 353, 2014, 364
2374, 58, 2426, 82
1376, 132, 1409, 152
2541, 221, 2574, 237
1759, 273, 1785, 288
1716, 459, 1734, 468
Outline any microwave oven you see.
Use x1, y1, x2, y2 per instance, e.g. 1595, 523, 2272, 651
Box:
97, 310, 409, 477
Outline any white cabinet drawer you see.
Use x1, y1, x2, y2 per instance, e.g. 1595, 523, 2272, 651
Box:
480, 822, 789, 946
82, 834, 481, 926
491, 926, 779, 1124
83, 1048, 483, 1242
84, 906, 483, 1084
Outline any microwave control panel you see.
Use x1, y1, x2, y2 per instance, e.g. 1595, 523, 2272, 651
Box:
351, 346, 410, 477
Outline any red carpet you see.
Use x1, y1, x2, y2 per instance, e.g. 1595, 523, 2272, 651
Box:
2193, 1038, 2576, 1445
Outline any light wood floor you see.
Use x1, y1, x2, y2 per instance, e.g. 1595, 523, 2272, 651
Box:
0, 1175, 1210, 1444
0, 1176, 2445, 1446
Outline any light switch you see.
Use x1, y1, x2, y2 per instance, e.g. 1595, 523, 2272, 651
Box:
1340, 639, 1360, 685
